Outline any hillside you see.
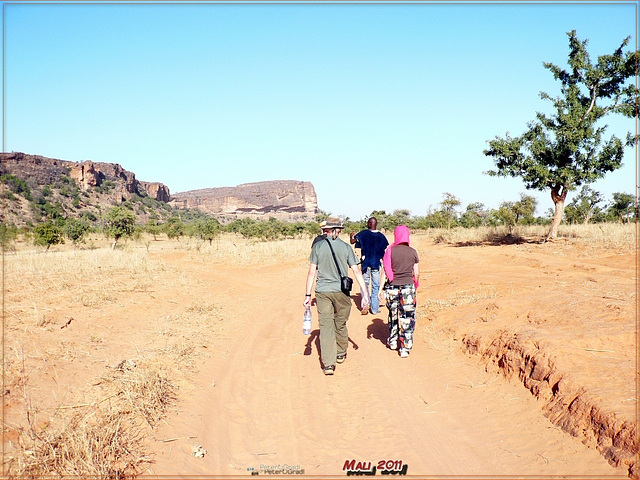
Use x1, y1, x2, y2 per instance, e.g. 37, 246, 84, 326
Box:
1, 152, 318, 229
2, 153, 174, 228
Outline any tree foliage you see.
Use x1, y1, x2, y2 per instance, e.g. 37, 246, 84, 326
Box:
194, 217, 221, 244
607, 192, 638, 223
33, 222, 64, 250
484, 30, 638, 239
64, 217, 90, 246
104, 206, 136, 248
564, 185, 604, 224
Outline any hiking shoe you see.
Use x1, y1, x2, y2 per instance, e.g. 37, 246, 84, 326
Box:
336, 354, 347, 364
323, 365, 335, 375
399, 350, 409, 358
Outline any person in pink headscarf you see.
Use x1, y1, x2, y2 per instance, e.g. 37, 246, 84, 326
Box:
378, 225, 420, 358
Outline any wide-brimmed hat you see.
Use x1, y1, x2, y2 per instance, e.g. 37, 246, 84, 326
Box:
324, 216, 344, 229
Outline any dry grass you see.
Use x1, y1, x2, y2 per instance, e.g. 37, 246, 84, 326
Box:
3, 242, 195, 478
6, 358, 174, 478
102, 360, 177, 427
5, 244, 166, 281
8, 406, 146, 478
420, 287, 498, 315
408, 223, 635, 248
170, 233, 317, 264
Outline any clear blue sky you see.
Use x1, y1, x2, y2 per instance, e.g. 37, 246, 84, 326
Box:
4, 1, 638, 220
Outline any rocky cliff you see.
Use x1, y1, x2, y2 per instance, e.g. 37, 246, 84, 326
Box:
170, 180, 318, 221
3, 152, 171, 202
2, 152, 318, 223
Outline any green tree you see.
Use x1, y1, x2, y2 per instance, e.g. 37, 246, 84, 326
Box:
195, 217, 221, 245
564, 185, 603, 224
64, 217, 90, 246
3, 174, 32, 200
33, 222, 64, 250
163, 216, 186, 241
144, 219, 163, 241
607, 192, 637, 223
512, 194, 538, 225
484, 30, 638, 240
495, 202, 517, 232
1, 222, 19, 251
460, 202, 486, 228
383, 209, 412, 231
104, 206, 136, 248
439, 193, 461, 229
315, 210, 331, 223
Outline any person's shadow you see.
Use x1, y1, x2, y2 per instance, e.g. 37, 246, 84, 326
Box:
304, 330, 360, 367
367, 318, 388, 346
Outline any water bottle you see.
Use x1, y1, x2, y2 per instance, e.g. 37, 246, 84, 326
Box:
302, 307, 312, 335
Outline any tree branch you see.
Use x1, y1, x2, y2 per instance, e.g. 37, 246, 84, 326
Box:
581, 84, 598, 120
601, 102, 627, 115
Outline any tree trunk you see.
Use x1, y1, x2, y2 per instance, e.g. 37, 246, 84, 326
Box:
546, 185, 568, 241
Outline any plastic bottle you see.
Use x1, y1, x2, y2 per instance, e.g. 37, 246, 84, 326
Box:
302, 306, 312, 335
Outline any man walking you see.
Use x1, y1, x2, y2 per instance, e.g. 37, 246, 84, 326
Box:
304, 217, 370, 375
350, 217, 389, 315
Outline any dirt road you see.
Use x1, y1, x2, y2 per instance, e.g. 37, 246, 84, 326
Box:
146, 249, 626, 477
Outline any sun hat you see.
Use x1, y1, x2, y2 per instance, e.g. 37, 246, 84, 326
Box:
324, 216, 344, 229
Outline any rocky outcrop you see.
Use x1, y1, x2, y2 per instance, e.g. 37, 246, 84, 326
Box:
170, 180, 318, 221
69, 161, 100, 190
139, 182, 171, 203
2, 152, 170, 202
2, 152, 69, 185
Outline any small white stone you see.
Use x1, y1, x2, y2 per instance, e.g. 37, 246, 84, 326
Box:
192, 445, 207, 458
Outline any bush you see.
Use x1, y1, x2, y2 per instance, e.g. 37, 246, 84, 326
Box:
2, 174, 32, 200
33, 222, 64, 250
104, 206, 136, 248
64, 218, 90, 246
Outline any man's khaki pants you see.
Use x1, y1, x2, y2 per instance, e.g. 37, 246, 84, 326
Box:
316, 291, 352, 368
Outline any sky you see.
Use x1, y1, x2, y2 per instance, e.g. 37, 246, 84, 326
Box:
4, 1, 638, 220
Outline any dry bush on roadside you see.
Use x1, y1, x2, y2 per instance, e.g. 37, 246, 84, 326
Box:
102, 360, 177, 427
7, 404, 146, 479
6, 360, 175, 478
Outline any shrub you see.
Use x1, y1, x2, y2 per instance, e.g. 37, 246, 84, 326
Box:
64, 217, 90, 246
33, 222, 64, 250
104, 206, 136, 248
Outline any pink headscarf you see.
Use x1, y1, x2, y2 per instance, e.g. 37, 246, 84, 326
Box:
383, 225, 418, 287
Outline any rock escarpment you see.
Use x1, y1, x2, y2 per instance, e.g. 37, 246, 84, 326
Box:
170, 180, 318, 221
3, 152, 170, 202
3, 152, 318, 222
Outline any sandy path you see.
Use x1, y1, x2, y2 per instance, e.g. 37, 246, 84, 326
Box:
146, 253, 624, 477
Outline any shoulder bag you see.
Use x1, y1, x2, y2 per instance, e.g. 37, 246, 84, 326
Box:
325, 238, 353, 296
